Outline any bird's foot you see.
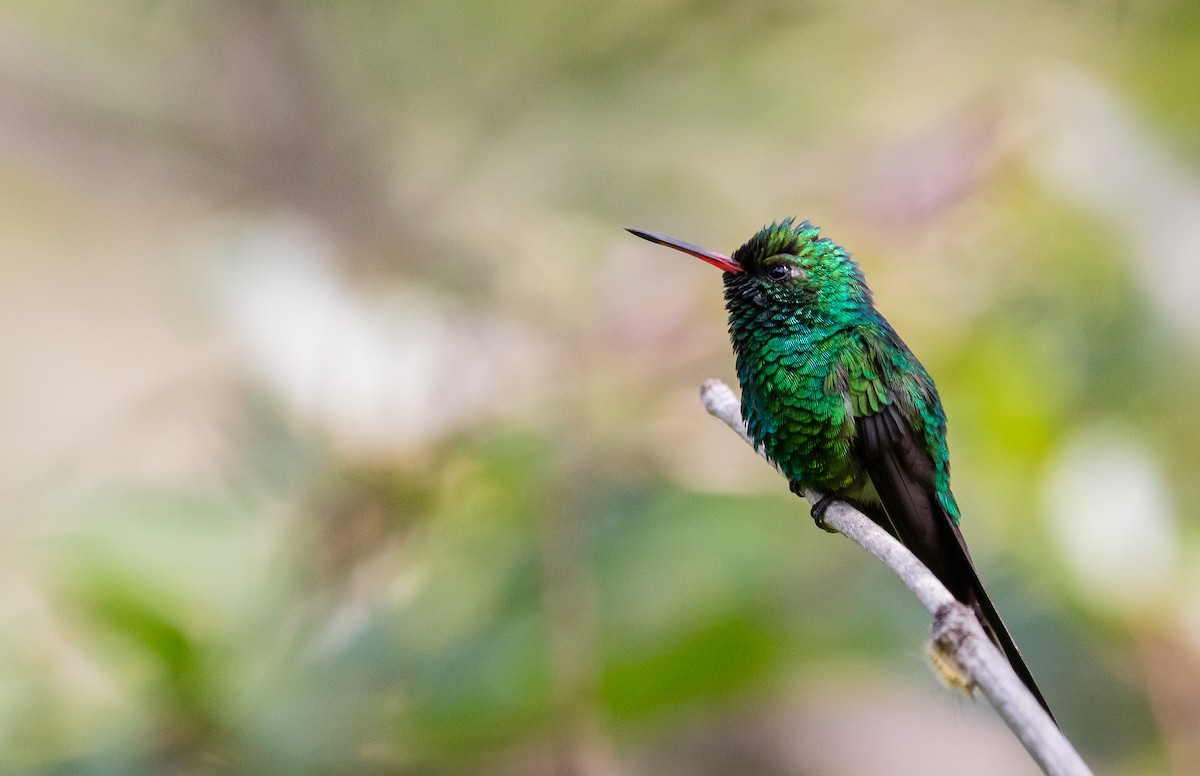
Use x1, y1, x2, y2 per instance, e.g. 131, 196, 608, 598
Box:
809, 494, 839, 533
790, 483, 839, 533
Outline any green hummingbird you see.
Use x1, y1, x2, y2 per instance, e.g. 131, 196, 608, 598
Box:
628, 218, 1052, 717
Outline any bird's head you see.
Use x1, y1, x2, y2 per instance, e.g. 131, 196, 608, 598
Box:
627, 218, 871, 314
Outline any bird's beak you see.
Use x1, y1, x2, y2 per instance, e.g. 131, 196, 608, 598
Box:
626, 228, 743, 274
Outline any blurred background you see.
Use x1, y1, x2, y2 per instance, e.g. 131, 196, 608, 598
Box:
1, 1, 1199, 774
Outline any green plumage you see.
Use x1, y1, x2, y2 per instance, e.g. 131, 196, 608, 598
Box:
628, 217, 1053, 721
724, 219, 959, 522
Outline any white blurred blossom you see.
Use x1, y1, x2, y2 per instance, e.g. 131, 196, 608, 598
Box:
213, 217, 547, 453
1042, 426, 1178, 610
1032, 69, 1200, 341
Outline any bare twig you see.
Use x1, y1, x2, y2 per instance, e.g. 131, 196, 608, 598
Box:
699, 378, 1093, 776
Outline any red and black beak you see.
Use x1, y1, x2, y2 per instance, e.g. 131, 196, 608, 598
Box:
626, 228, 743, 274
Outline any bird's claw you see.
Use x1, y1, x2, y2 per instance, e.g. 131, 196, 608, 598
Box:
809, 494, 839, 533
790, 483, 839, 533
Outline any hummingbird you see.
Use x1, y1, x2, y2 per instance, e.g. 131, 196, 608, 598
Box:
628, 218, 1052, 718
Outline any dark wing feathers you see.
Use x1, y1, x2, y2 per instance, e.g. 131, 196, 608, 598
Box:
854, 401, 1055, 721
856, 410, 960, 596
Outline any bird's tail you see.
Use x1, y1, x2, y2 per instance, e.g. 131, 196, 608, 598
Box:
854, 411, 1054, 722
943, 521, 1056, 723
854, 449, 1055, 721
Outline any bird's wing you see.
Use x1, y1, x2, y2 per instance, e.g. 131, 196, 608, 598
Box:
832, 329, 964, 585
848, 371, 959, 592
840, 333, 1054, 719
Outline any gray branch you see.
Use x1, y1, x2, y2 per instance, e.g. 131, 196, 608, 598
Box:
699, 378, 1092, 776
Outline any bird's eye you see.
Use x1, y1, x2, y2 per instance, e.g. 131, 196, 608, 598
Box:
768, 264, 792, 281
